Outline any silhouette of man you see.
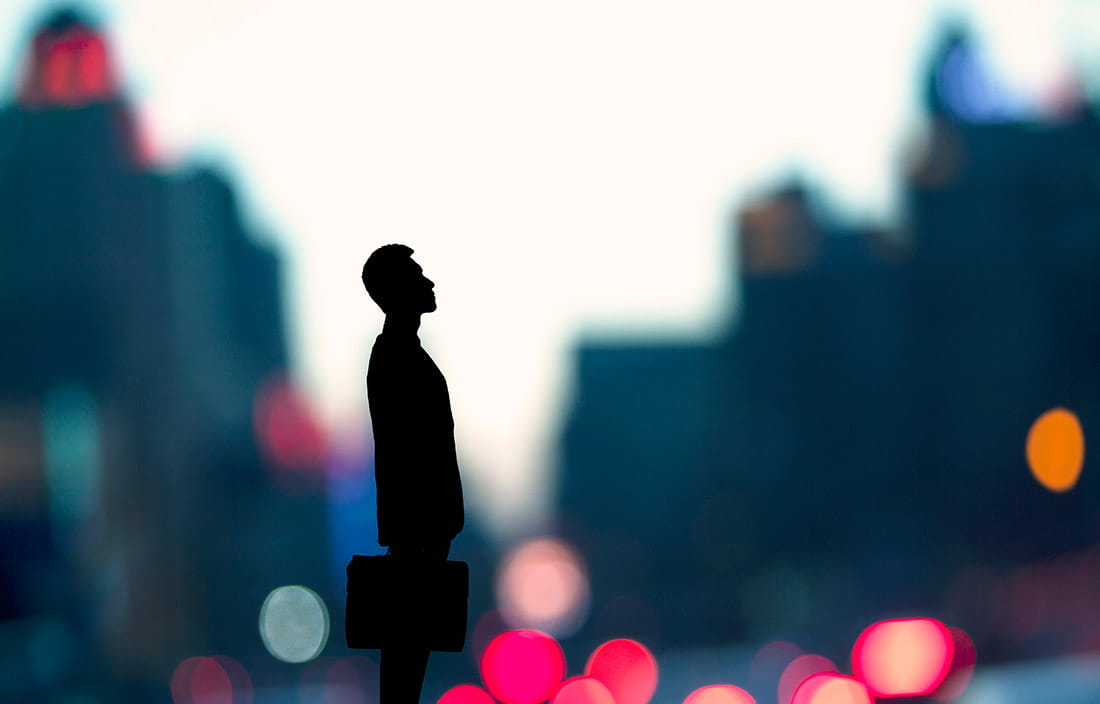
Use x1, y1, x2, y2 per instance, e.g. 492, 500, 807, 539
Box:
362, 244, 464, 704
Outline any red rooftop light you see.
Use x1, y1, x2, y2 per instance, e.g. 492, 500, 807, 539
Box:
21, 11, 117, 108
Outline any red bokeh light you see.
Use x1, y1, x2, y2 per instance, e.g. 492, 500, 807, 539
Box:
551, 677, 615, 704
27, 26, 116, 107
76, 35, 109, 95
931, 627, 977, 701
43, 43, 72, 102
253, 374, 328, 474
440, 684, 497, 704
171, 657, 206, 703
480, 630, 566, 704
792, 674, 872, 704
584, 638, 658, 704
213, 656, 252, 704
171, 655, 251, 704
851, 618, 954, 698
682, 684, 756, 704
778, 654, 837, 704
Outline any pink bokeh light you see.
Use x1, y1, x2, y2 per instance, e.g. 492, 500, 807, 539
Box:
252, 374, 327, 475
584, 638, 658, 704
480, 630, 566, 704
791, 674, 872, 704
551, 677, 615, 704
496, 537, 591, 636
440, 684, 497, 704
851, 618, 954, 697
170, 655, 251, 704
682, 684, 756, 704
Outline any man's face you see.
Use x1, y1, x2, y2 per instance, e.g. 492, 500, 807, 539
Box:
396, 257, 436, 314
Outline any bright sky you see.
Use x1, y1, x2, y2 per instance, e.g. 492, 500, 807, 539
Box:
2, 0, 1090, 536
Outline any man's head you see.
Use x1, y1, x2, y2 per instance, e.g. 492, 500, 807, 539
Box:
361, 244, 437, 315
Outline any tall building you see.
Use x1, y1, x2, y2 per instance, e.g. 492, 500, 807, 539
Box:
557, 27, 1100, 665
0, 9, 329, 697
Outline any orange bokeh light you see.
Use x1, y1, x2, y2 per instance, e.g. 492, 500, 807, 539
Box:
551, 677, 616, 704
1026, 408, 1084, 492
792, 674, 872, 704
682, 684, 756, 704
851, 618, 953, 698
480, 630, 565, 704
585, 638, 658, 704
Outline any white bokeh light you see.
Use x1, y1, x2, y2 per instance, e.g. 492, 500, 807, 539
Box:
496, 537, 590, 637
259, 585, 330, 664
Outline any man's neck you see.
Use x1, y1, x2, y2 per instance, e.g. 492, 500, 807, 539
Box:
382, 313, 421, 339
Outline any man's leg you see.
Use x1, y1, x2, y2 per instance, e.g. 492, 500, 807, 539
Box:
380, 647, 430, 704
378, 540, 451, 703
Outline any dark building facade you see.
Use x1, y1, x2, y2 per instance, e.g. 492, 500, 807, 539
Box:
558, 28, 1100, 665
0, 9, 330, 699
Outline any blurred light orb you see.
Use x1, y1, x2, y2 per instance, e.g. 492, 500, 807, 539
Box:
211, 655, 253, 704
171, 657, 213, 704
551, 677, 615, 704
480, 629, 565, 704
748, 641, 802, 696
171, 656, 244, 704
931, 627, 977, 701
792, 674, 872, 704
585, 638, 658, 704
1026, 408, 1084, 492
852, 618, 953, 697
496, 537, 590, 636
323, 657, 370, 704
190, 657, 233, 704
299, 656, 374, 704
259, 585, 330, 663
778, 654, 837, 704
471, 609, 509, 666
682, 684, 756, 704
253, 374, 328, 472
440, 684, 496, 704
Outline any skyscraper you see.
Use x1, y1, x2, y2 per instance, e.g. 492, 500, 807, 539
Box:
557, 25, 1100, 664
0, 9, 323, 696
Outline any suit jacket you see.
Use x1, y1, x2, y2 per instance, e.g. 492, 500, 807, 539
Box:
367, 332, 464, 547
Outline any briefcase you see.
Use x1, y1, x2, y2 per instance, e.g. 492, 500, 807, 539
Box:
345, 554, 469, 652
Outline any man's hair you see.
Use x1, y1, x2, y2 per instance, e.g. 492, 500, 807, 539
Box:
362, 243, 414, 313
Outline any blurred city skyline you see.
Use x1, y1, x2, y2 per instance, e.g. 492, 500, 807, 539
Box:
4, 3, 1100, 702
2, 0, 1097, 535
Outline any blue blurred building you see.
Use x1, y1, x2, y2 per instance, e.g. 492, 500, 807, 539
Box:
0, 9, 330, 698
558, 27, 1100, 665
